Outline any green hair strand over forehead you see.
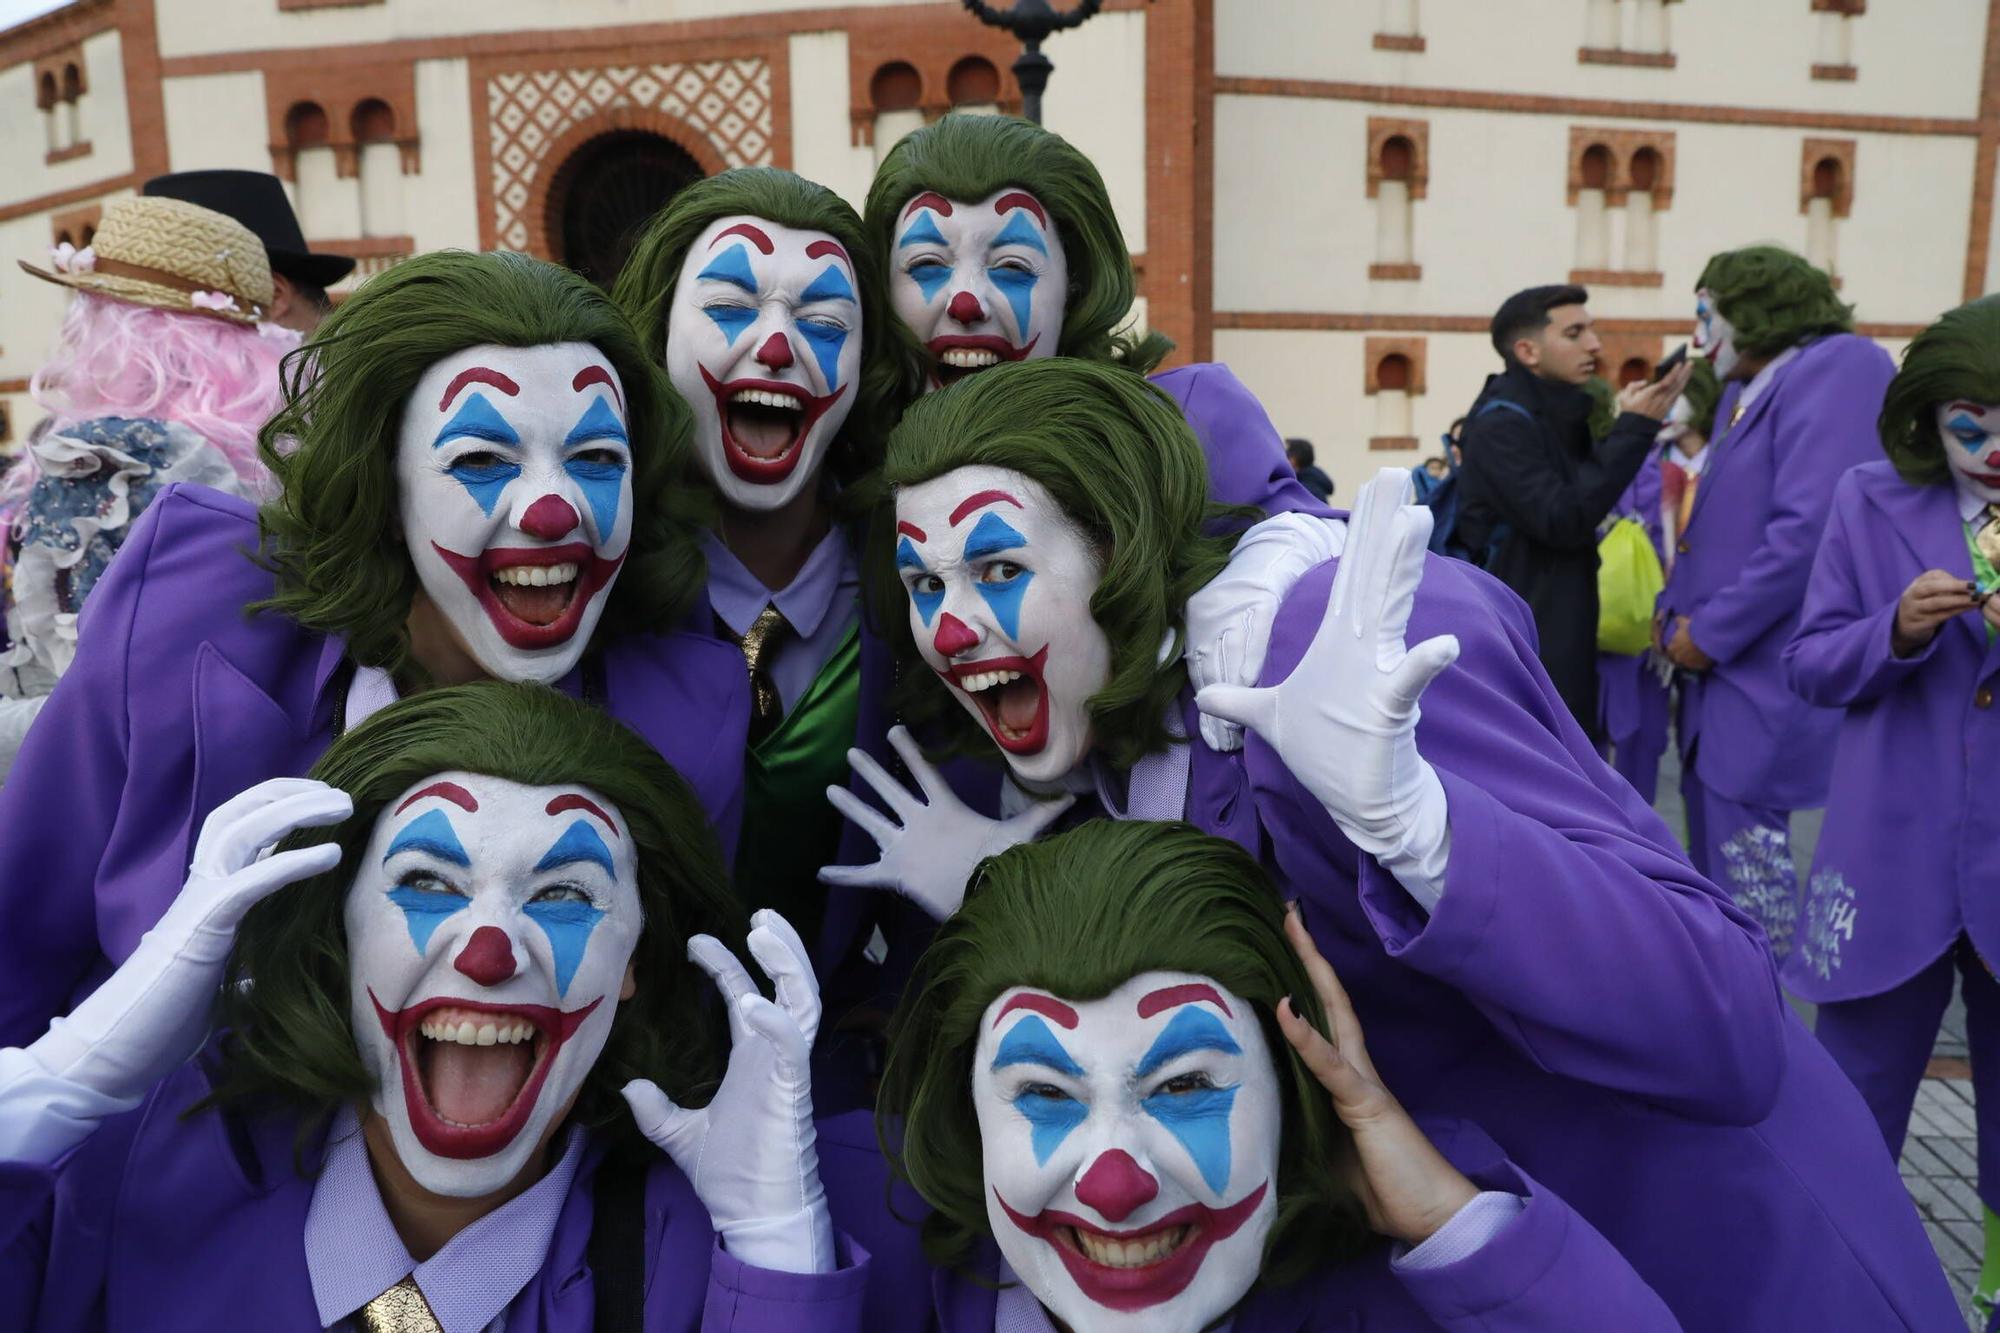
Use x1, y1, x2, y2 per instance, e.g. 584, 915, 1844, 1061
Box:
253, 250, 711, 683
207, 680, 745, 1165
879, 358, 1240, 770
1878, 295, 2000, 487
876, 819, 1371, 1284
1696, 245, 1854, 362
864, 115, 1173, 373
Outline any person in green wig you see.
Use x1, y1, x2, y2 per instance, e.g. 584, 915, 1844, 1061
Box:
0, 681, 870, 1328
817, 819, 1677, 1330
1659, 245, 1895, 957
1785, 294, 2000, 1320
0, 249, 752, 1054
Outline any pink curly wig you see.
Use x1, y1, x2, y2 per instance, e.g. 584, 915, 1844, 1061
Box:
2, 291, 298, 520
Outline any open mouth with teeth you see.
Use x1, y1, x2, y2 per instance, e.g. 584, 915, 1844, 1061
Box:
943, 647, 1049, 754
370, 990, 602, 1159
927, 334, 1039, 389
431, 541, 624, 651
995, 1182, 1269, 1312
697, 367, 848, 485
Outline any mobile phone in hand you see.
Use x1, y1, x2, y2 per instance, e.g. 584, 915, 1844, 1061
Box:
1653, 345, 1689, 382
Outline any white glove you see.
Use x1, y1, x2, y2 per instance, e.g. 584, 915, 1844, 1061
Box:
1, 776, 349, 1162
1185, 512, 1349, 752
817, 725, 1073, 922
622, 909, 835, 1275
1195, 469, 1457, 909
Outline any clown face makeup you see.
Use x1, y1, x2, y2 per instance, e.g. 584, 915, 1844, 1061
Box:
1693, 288, 1741, 381
889, 188, 1068, 392
974, 971, 1280, 1333
395, 343, 632, 685
345, 772, 642, 1198
894, 465, 1111, 786
664, 214, 861, 512
1936, 402, 2000, 507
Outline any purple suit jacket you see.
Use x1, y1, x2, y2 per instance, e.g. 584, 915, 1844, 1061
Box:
1782, 462, 2000, 1000
813, 1111, 1678, 1332
1659, 334, 1894, 808
1, 1060, 868, 1332
0, 485, 750, 1048
1187, 554, 1958, 1329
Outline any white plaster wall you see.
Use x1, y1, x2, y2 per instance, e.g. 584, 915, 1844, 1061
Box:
0, 195, 136, 449
1041, 8, 1148, 254
788, 29, 875, 211
401, 56, 480, 253
0, 29, 133, 199
161, 70, 267, 171
1213, 0, 1984, 121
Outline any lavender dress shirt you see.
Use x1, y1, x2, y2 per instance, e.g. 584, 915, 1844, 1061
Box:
703, 528, 860, 718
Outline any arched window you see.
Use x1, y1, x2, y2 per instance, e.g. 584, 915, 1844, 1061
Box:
38, 71, 60, 153
1366, 339, 1426, 450
79, 223, 95, 247
1806, 155, 1846, 276
870, 62, 925, 165
53, 229, 72, 249
353, 98, 403, 238
351, 98, 395, 143
1623, 146, 1661, 271
286, 101, 330, 149
60, 63, 83, 148
37, 71, 56, 112
1375, 136, 1416, 266
286, 101, 355, 241
1575, 143, 1613, 270
947, 56, 1000, 114
1618, 357, 1651, 387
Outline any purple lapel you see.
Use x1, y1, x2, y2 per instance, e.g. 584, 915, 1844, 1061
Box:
1180, 692, 1263, 855
933, 1247, 1001, 1331
1863, 474, 1984, 657
1683, 360, 1786, 538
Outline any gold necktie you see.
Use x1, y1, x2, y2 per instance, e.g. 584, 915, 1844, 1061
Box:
357, 1276, 442, 1333
729, 603, 792, 743
1976, 506, 2000, 570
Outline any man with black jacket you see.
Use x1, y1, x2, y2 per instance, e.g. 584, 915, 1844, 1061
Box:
1458, 284, 1690, 739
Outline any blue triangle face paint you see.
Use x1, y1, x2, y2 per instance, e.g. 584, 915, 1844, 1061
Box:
798, 323, 848, 390
992, 211, 1049, 255
704, 305, 755, 345
697, 243, 759, 294
1135, 1009, 1243, 1193
386, 886, 470, 956
800, 265, 855, 305
562, 399, 628, 537
909, 262, 952, 304
898, 212, 948, 249
988, 267, 1038, 344
534, 819, 617, 877
523, 898, 606, 998
991, 1015, 1088, 1165
899, 537, 944, 626
435, 392, 521, 448
964, 511, 1032, 638
386, 809, 472, 866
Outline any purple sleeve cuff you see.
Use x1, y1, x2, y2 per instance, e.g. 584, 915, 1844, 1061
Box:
702, 1233, 870, 1332
1353, 769, 1504, 976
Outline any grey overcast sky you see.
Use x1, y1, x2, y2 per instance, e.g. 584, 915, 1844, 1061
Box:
0, 0, 71, 34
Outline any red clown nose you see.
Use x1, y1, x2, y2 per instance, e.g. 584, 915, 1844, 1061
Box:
933, 611, 979, 658
454, 926, 518, 986
1075, 1149, 1159, 1223
755, 332, 794, 370
948, 291, 985, 324
519, 494, 579, 540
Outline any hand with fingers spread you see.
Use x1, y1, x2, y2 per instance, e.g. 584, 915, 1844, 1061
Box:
5, 776, 350, 1161
1274, 905, 1478, 1246
1195, 468, 1457, 894
818, 725, 1073, 921
622, 909, 836, 1275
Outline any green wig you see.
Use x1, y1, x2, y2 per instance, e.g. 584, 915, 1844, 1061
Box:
879, 357, 1240, 771
877, 819, 1371, 1284
863, 115, 1173, 374
254, 250, 710, 683
1696, 245, 1854, 362
1681, 355, 1722, 443
613, 167, 923, 505
1878, 295, 2000, 486
208, 680, 745, 1163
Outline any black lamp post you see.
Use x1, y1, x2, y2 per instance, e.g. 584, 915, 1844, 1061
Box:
960, 0, 1106, 124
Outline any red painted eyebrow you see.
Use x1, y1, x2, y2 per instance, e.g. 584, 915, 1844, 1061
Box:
949, 489, 1023, 526
1948, 401, 1987, 415
395, 781, 479, 815
1136, 983, 1234, 1020
710, 222, 773, 254
994, 191, 1048, 226
546, 792, 619, 837
805, 238, 851, 267
572, 365, 622, 411
993, 992, 1079, 1030
903, 191, 956, 220
438, 367, 521, 412
897, 520, 928, 541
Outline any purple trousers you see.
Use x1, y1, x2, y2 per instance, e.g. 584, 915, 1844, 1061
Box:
1815, 935, 2000, 1212
1682, 765, 1799, 964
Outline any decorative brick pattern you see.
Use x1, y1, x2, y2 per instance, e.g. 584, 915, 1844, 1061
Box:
1372, 33, 1426, 53
33, 43, 87, 107
485, 59, 773, 252
1801, 138, 1857, 217
48, 202, 101, 247
845, 11, 1022, 145
1568, 127, 1676, 206
1365, 336, 1427, 395
1579, 48, 1677, 69
45, 141, 93, 165
1571, 268, 1664, 287
1366, 117, 1429, 200
265, 63, 419, 180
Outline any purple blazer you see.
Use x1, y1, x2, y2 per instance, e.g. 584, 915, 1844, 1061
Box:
1782, 462, 2000, 1001
1, 1060, 869, 1332
1186, 554, 1958, 1329
812, 1111, 1679, 1332
0, 485, 750, 1048
1598, 455, 1669, 763
1659, 334, 1894, 808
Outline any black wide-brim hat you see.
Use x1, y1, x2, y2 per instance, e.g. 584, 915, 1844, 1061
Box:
142, 169, 357, 288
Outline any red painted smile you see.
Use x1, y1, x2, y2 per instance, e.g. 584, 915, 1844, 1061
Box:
431, 541, 624, 651
370, 990, 602, 1160
995, 1182, 1269, 1312
698, 367, 848, 485
927, 333, 1039, 389
942, 646, 1049, 755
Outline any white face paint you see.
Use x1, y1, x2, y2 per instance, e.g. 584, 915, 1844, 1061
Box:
395, 343, 633, 685
1692, 288, 1741, 382
894, 465, 1112, 786
345, 772, 642, 1198
974, 971, 1281, 1333
888, 187, 1068, 393
664, 214, 862, 512
1935, 401, 2000, 508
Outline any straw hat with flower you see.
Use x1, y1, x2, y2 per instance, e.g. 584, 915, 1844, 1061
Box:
18, 195, 273, 324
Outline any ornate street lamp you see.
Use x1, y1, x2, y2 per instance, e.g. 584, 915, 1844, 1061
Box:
961, 0, 1106, 124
